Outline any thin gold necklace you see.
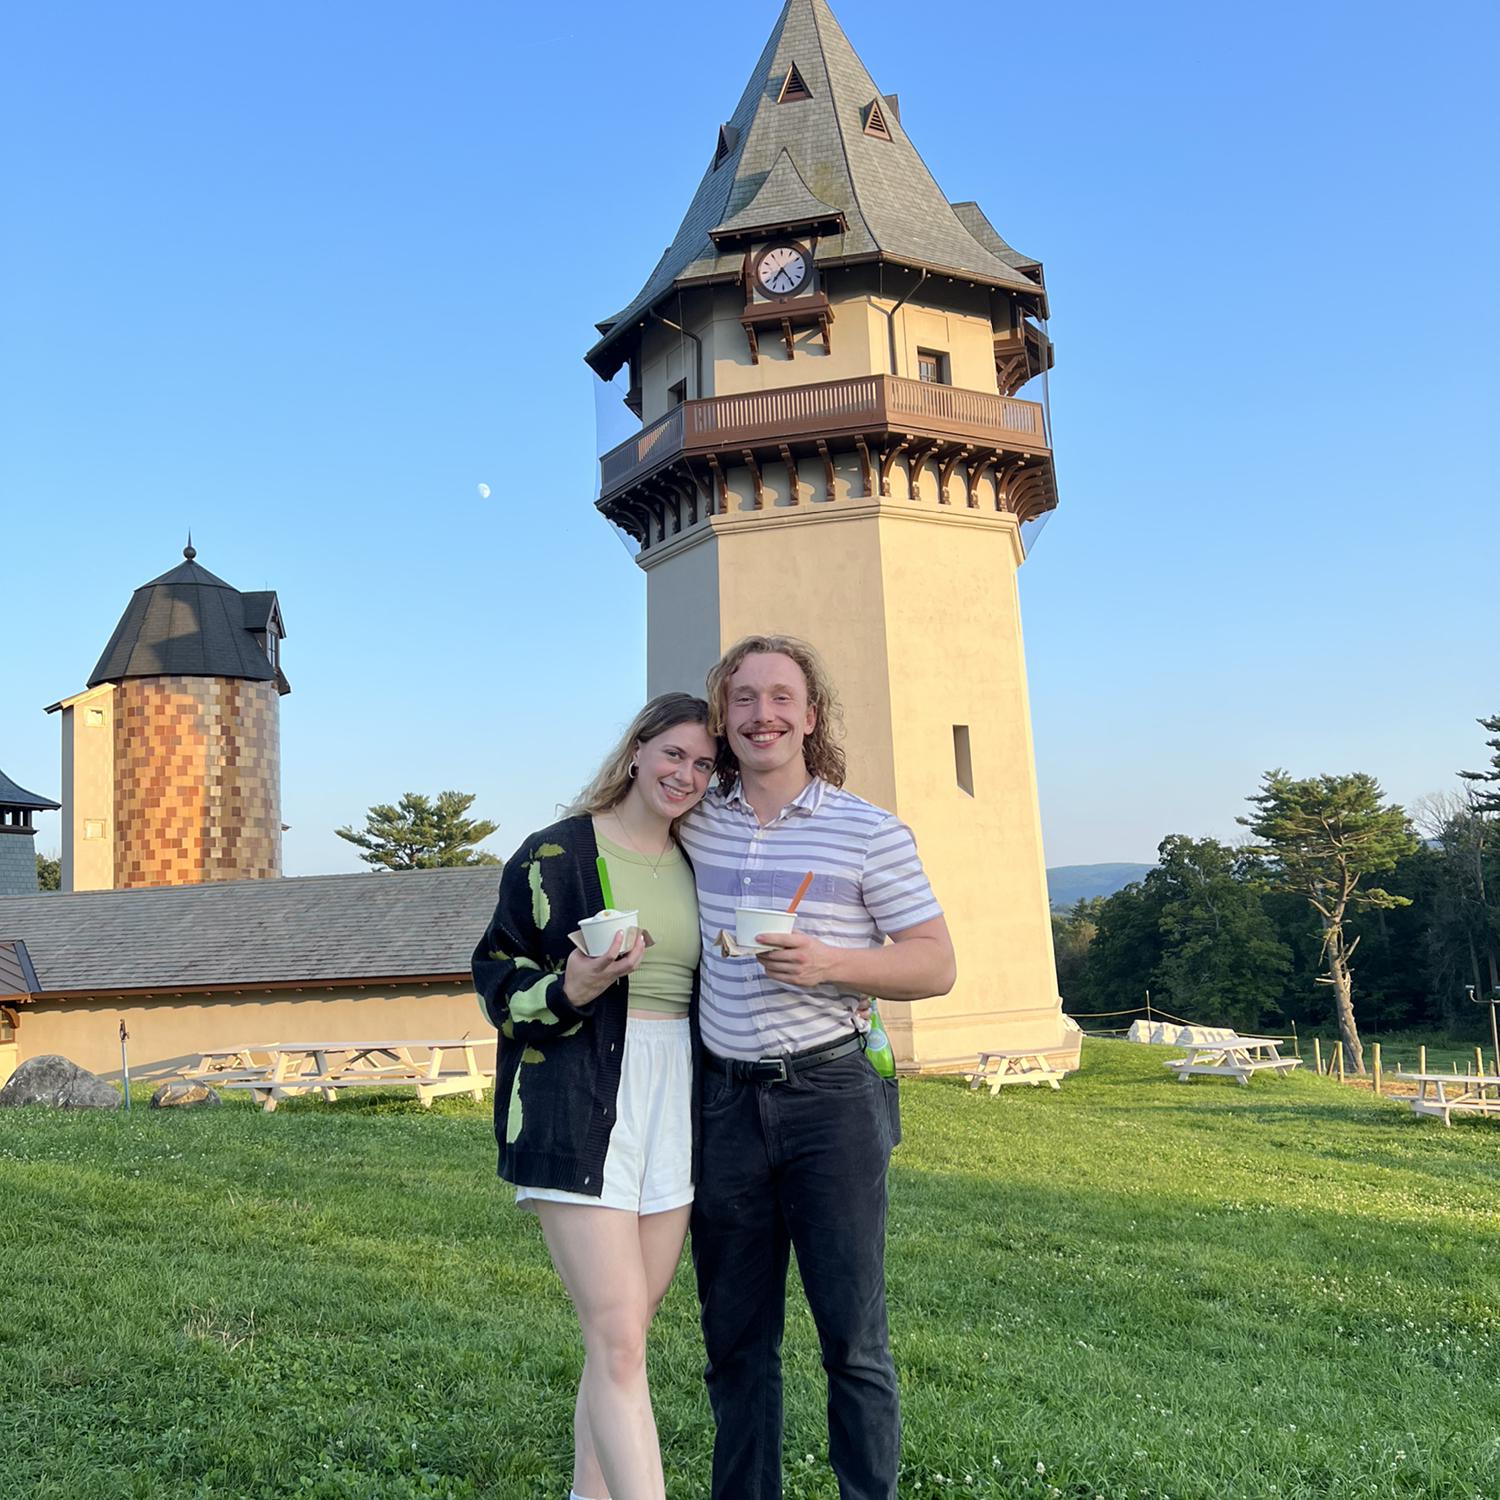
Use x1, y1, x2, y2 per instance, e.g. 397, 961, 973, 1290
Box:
605, 808, 673, 879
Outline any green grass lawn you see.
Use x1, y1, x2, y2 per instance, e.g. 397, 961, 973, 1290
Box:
3, 1040, 1498, 1499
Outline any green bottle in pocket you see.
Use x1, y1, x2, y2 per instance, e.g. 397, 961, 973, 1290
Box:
864, 1002, 896, 1078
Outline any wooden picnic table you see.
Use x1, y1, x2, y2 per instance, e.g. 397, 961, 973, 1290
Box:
1164, 1033, 1301, 1086
1390, 1070, 1500, 1127
183, 1038, 496, 1113
967, 1049, 1064, 1095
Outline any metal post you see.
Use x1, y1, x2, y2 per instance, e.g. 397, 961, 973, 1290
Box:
119, 1020, 131, 1110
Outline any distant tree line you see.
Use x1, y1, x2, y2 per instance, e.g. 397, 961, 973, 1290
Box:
1053, 713, 1500, 1074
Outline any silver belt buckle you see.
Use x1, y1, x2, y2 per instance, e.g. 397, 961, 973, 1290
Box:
755, 1056, 789, 1083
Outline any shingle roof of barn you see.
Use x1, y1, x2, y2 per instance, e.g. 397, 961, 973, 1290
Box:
0, 867, 501, 999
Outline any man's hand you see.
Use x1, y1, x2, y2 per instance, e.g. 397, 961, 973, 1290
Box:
563, 932, 646, 1008
755, 930, 842, 989
756, 916, 956, 1001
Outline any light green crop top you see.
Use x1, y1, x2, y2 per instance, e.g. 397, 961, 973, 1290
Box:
596, 834, 698, 1015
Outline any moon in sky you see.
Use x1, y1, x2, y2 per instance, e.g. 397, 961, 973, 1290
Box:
477, 483, 491, 499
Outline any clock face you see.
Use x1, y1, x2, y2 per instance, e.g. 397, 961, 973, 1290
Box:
754, 242, 811, 299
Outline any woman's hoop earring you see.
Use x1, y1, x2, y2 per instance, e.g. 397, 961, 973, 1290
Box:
628, 761, 639, 780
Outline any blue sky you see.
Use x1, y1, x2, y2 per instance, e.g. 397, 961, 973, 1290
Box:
3, 0, 1495, 875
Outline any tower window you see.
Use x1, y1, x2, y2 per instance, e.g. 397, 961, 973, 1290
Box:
953, 726, 974, 797
668, 378, 688, 408
918, 349, 950, 385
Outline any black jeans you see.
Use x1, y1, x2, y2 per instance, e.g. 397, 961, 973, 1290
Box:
691, 1049, 902, 1500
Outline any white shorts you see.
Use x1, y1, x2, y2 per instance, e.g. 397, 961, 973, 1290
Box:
517, 1015, 693, 1217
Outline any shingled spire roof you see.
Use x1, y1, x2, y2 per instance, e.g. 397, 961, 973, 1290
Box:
588, 0, 1045, 378
85, 544, 289, 693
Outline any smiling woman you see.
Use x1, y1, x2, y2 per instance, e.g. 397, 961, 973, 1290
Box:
470, 690, 719, 1500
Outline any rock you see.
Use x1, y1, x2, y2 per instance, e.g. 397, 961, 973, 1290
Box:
149, 1080, 222, 1109
0, 1054, 121, 1110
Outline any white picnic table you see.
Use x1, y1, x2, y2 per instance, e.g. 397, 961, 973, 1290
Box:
1390, 1070, 1500, 1127
1164, 1033, 1301, 1086
967, 1049, 1064, 1094
181, 1038, 496, 1113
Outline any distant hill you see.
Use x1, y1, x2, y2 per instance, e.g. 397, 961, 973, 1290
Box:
1047, 863, 1154, 909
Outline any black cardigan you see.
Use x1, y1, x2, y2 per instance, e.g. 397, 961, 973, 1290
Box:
471, 814, 701, 1195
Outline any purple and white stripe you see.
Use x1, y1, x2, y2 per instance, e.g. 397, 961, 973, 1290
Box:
678, 778, 943, 1060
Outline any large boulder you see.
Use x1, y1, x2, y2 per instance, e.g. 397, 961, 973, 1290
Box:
150, 1080, 222, 1110
0, 1055, 121, 1110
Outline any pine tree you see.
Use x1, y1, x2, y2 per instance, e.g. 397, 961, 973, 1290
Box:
1240, 771, 1419, 1074
336, 792, 500, 872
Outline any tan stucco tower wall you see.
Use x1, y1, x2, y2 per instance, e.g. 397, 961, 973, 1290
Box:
112, 676, 282, 888
643, 491, 1062, 1068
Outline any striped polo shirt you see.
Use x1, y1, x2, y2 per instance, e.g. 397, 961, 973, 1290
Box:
678, 777, 943, 1061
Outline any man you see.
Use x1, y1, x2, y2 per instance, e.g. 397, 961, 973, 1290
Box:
678, 634, 956, 1500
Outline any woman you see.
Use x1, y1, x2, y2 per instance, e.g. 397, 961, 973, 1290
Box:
472, 692, 719, 1500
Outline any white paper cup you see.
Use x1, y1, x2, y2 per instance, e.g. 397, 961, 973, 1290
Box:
735, 905, 797, 952
579, 909, 640, 958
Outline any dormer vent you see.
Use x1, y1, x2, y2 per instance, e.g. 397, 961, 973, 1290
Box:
863, 98, 892, 141
714, 123, 739, 169
778, 62, 812, 103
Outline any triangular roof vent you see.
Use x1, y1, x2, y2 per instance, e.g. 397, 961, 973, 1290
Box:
863, 98, 892, 141
778, 62, 812, 103
713, 123, 739, 170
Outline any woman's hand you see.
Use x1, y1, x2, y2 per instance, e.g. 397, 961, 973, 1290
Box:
562, 932, 646, 1008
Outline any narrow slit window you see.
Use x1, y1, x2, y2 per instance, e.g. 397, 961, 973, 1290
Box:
668, 378, 688, 408
953, 725, 974, 797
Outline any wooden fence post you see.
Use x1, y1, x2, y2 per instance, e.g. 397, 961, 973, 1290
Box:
1418, 1044, 1428, 1076
1313, 1038, 1323, 1076
1373, 1042, 1382, 1096
1476, 1047, 1486, 1079
1291, 1020, 1300, 1059
1337, 1044, 1346, 1083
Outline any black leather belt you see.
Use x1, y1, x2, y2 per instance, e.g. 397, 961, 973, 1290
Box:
705, 1033, 865, 1084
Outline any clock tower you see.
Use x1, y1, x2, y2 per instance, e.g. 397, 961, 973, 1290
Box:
587, 0, 1067, 1069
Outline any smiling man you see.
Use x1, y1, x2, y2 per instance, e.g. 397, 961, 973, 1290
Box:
677, 634, 956, 1500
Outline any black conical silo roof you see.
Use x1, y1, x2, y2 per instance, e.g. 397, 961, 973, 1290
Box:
87, 547, 284, 689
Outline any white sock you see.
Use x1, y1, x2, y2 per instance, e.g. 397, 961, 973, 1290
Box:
571, 1492, 608, 1500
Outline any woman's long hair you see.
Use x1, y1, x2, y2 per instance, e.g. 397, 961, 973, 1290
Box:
565, 692, 715, 817
706, 634, 846, 791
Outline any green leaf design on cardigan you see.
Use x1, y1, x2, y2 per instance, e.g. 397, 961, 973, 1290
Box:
510, 970, 560, 1026
506, 1085, 524, 1144
528, 861, 550, 929
534, 843, 565, 858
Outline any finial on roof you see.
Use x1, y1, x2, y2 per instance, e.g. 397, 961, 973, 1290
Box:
184, 530, 196, 562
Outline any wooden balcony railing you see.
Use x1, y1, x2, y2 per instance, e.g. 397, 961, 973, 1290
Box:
599, 375, 1048, 498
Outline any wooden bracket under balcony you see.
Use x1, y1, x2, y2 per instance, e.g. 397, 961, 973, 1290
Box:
878, 440, 908, 498
779, 444, 804, 504
741, 450, 765, 509
816, 440, 836, 501
939, 446, 973, 506
740, 293, 834, 365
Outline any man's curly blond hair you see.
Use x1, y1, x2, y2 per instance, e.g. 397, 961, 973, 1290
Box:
706, 634, 846, 791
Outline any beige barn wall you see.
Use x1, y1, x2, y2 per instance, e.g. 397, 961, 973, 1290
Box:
16, 983, 489, 1080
